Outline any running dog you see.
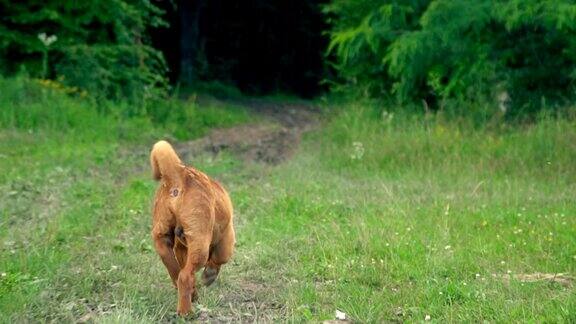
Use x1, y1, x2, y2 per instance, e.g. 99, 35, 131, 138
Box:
150, 140, 235, 315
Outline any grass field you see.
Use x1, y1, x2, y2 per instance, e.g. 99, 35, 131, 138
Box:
1, 79, 575, 322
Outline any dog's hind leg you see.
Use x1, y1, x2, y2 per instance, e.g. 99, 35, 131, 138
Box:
177, 237, 209, 316
173, 226, 188, 269
152, 231, 180, 288
202, 225, 235, 286
173, 240, 187, 270
173, 240, 199, 302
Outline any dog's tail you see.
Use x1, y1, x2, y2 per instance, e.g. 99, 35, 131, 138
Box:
150, 140, 183, 182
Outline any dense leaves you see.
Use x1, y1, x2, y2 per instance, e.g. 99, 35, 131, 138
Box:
326, 0, 576, 113
2, 0, 576, 114
0, 0, 168, 102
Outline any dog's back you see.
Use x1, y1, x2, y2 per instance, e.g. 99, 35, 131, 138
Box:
150, 140, 233, 227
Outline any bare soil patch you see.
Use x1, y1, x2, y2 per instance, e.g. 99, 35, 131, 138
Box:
176, 100, 319, 165
493, 272, 574, 287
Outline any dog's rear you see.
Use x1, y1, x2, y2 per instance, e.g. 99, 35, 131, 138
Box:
150, 140, 235, 316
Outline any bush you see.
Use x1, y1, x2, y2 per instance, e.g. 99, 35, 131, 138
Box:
0, 0, 168, 103
325, 0, 576, 115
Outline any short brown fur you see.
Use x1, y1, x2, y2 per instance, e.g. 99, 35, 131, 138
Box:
150, 140, 235, 315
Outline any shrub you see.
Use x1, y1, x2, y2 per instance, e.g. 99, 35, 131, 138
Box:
0, 0, 168, 103
325, 0, 576, 115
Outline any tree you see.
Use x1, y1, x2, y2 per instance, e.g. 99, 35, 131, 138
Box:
0, 0, 168, 102
326, 0, 576, 114
179, 0, 206, 85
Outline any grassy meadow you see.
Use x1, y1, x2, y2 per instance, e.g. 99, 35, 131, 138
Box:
0, 78, 575, 322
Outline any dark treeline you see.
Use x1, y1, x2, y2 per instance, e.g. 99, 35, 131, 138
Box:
152, 0, 328, 98
1, 0, 576, 115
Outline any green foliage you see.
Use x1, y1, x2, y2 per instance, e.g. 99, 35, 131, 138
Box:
55, 44, 168, 103
0, 0, 168, 102
186, 80, 245, 100
325, 1, 429, 97
326, 0, 576, 114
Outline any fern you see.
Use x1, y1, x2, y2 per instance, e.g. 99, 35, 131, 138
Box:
326, 0, 576, 114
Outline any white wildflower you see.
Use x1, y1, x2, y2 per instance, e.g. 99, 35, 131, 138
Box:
382, 110, 394, 123
335, 309, 346, 320
497, 90, 510, 113
38, 33, 57, 47
350, 142, 365, 160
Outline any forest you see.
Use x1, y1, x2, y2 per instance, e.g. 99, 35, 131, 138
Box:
0, 0, 575, 322
3, 0, 576, 113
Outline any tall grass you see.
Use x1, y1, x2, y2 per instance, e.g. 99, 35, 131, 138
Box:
0, 76, 251, 141
317, 104, 576, 181
0, 77, 113, 139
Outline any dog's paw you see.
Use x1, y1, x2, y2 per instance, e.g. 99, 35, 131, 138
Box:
177, 307, 191, 317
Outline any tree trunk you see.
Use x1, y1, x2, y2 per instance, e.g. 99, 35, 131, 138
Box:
179, 0, 204, 85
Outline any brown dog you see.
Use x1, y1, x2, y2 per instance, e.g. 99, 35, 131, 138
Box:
150, 140, 235, 315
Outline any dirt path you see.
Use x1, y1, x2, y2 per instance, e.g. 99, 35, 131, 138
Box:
171, 99, 320, 321
175, 99, 320, 165
115, 98, 319, 321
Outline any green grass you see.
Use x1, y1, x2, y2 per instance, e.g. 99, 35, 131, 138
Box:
0, 76, 251, 141
0, 81, 575, 322
269, 106, 576, 322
